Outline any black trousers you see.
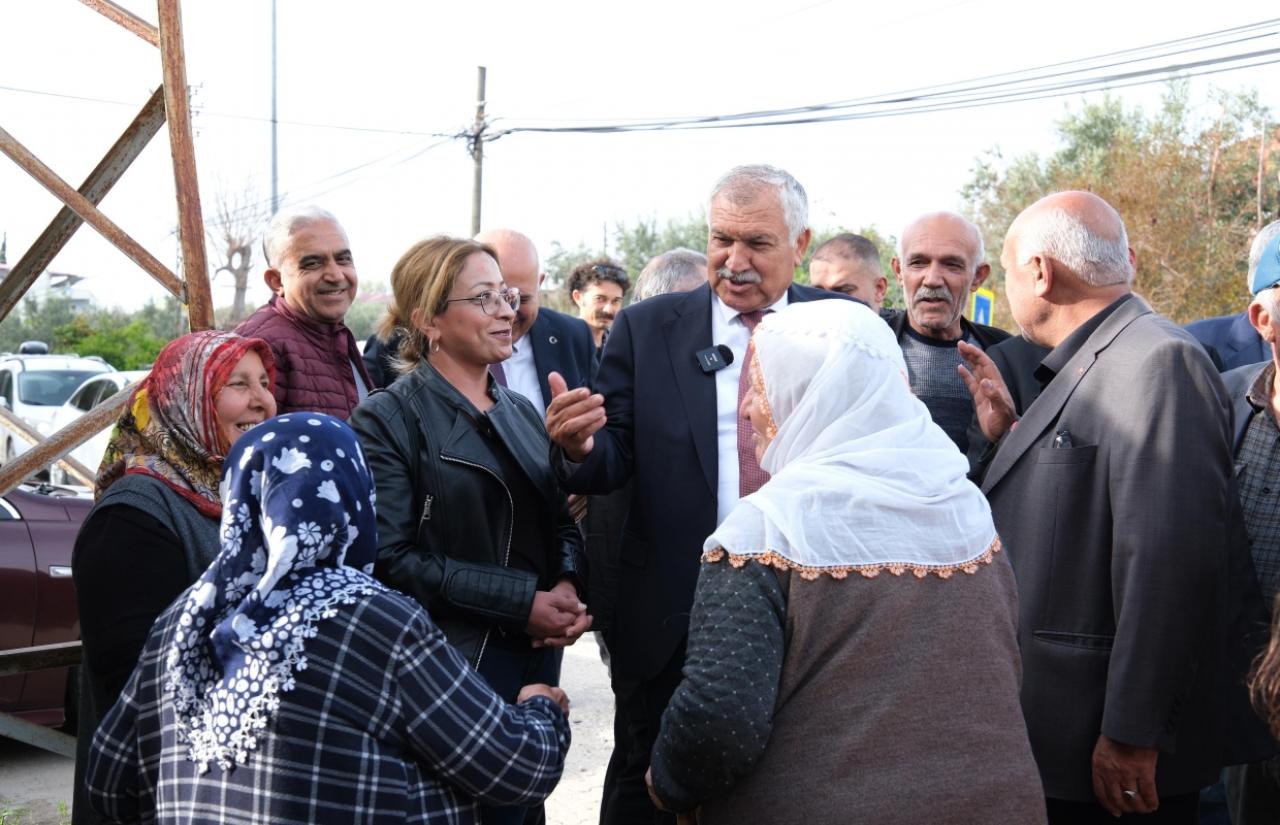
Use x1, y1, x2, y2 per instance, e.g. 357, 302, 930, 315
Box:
1046, 792, 1199, 824
599, 642, 686, 825
477, 642, 560, 825
1224, 757, 1280, 824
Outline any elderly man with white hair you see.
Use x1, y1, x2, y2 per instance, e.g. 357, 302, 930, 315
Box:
962, 191, 1270, 823
881, 211, 1009, 454
544, 164, 845, 825
235, 205, 372, 418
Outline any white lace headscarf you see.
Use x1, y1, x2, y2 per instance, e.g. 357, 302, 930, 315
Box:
705, 299, 998, 578
164, 413, 384, 772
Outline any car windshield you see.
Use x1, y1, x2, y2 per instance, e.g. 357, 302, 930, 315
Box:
17, 370, 107, 406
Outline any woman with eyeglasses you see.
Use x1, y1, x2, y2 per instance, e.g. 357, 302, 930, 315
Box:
350, 236, 588, 825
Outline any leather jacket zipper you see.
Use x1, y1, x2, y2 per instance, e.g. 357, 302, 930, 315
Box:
441, 454, 514, 672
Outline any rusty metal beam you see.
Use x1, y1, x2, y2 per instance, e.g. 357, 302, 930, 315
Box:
0, 125, 185, 302
0, 406, 97, 484
77, 0, 160, 47
0, 641, 82, 679
0, 388, 130, 496
158, 0, 212, 331
0, 87, 167, 324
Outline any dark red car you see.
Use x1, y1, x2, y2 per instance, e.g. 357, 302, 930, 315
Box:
0, 482, 91, 726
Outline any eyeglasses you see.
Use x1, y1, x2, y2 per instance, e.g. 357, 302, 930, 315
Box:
443, 286, 520, 316
592, 264, 626, 279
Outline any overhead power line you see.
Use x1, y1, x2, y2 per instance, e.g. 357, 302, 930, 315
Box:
490, 17, 1280, 136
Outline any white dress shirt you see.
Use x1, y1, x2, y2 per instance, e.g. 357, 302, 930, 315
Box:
503, 336, 547, 415
710, 290, 789, 525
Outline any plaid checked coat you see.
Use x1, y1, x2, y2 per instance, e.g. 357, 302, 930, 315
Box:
86, 586, 570, 824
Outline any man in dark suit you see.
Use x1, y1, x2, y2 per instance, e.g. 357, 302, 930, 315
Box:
1183, 221, 1280, 372
475, 228, 594, 414
1186, 311, 1266, 371
544, 164, 839, 825
962, 191, 1246, 823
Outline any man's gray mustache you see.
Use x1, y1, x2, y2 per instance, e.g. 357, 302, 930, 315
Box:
717, 267, 763, 285
913, 286, 953, 306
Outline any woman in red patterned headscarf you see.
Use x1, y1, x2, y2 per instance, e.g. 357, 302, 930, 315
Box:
70, 330, 276, 825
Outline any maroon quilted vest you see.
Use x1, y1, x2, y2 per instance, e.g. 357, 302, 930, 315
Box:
234, 296, 372, 420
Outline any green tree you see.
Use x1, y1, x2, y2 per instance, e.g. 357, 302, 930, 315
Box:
0, 293, 79, 352
963, 84, 1278, 327
611, 212, 708, 279
72, 318, 166, 369
135, 295, 187, 341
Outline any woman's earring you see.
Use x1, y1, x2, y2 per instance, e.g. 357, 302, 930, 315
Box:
429, 338, 441, 354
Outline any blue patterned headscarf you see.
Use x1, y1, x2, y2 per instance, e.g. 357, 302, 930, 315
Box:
163, 413, 384, 772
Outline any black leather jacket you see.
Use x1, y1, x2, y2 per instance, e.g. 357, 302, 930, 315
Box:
349, 361, 584, 666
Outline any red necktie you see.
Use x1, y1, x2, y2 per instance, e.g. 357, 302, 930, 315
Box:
737, 310, 770, 497
490, 361, 508, 387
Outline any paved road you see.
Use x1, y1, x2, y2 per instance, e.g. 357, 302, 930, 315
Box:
0, 735, 73, 824
0, 636, 614, 825
546, 636, 614, 824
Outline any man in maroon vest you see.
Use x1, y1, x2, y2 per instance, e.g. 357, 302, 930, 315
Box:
236, 206, 372, 419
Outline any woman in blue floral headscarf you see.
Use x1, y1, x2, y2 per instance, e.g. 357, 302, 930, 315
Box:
87, 414, 571, 825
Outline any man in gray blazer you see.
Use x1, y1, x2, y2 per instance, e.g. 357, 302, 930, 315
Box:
962, 191, 1244, 823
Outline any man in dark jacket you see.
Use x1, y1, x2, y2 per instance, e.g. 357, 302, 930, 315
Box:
1220, 228, 1280, 824
236, 206, 372, 419
964, 191, 1270, 822
881, 211, 1009, 453
545, 164, 843, 825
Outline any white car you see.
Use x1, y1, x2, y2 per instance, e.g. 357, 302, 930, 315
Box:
0, 354, 113, 469
46, 370, 150, 485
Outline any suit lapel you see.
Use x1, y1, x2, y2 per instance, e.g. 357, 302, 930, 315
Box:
527, 314, 555, 402
982, 296, 1152, 493
665, 285, 718, 496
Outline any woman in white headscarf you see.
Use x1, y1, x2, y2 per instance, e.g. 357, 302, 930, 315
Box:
647, 299, 1045, 825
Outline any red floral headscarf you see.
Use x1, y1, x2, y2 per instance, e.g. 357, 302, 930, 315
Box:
96, 331, 276, 518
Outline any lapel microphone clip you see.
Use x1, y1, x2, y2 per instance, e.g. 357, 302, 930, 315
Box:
696, 344, 735, 374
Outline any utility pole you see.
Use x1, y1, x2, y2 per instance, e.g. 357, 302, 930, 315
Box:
470, 66, 487, 236
270, 0, 279, 215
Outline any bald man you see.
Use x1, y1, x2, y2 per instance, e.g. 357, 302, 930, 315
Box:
882, 212, 1008, 453
962, 191, 1267, 823
475, 228, 594, 414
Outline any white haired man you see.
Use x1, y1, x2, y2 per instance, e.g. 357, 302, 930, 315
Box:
962, 191, 1269, 823
881, 212, 1009, 454
235, 206, 372, 418
544, 165, 846, 825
